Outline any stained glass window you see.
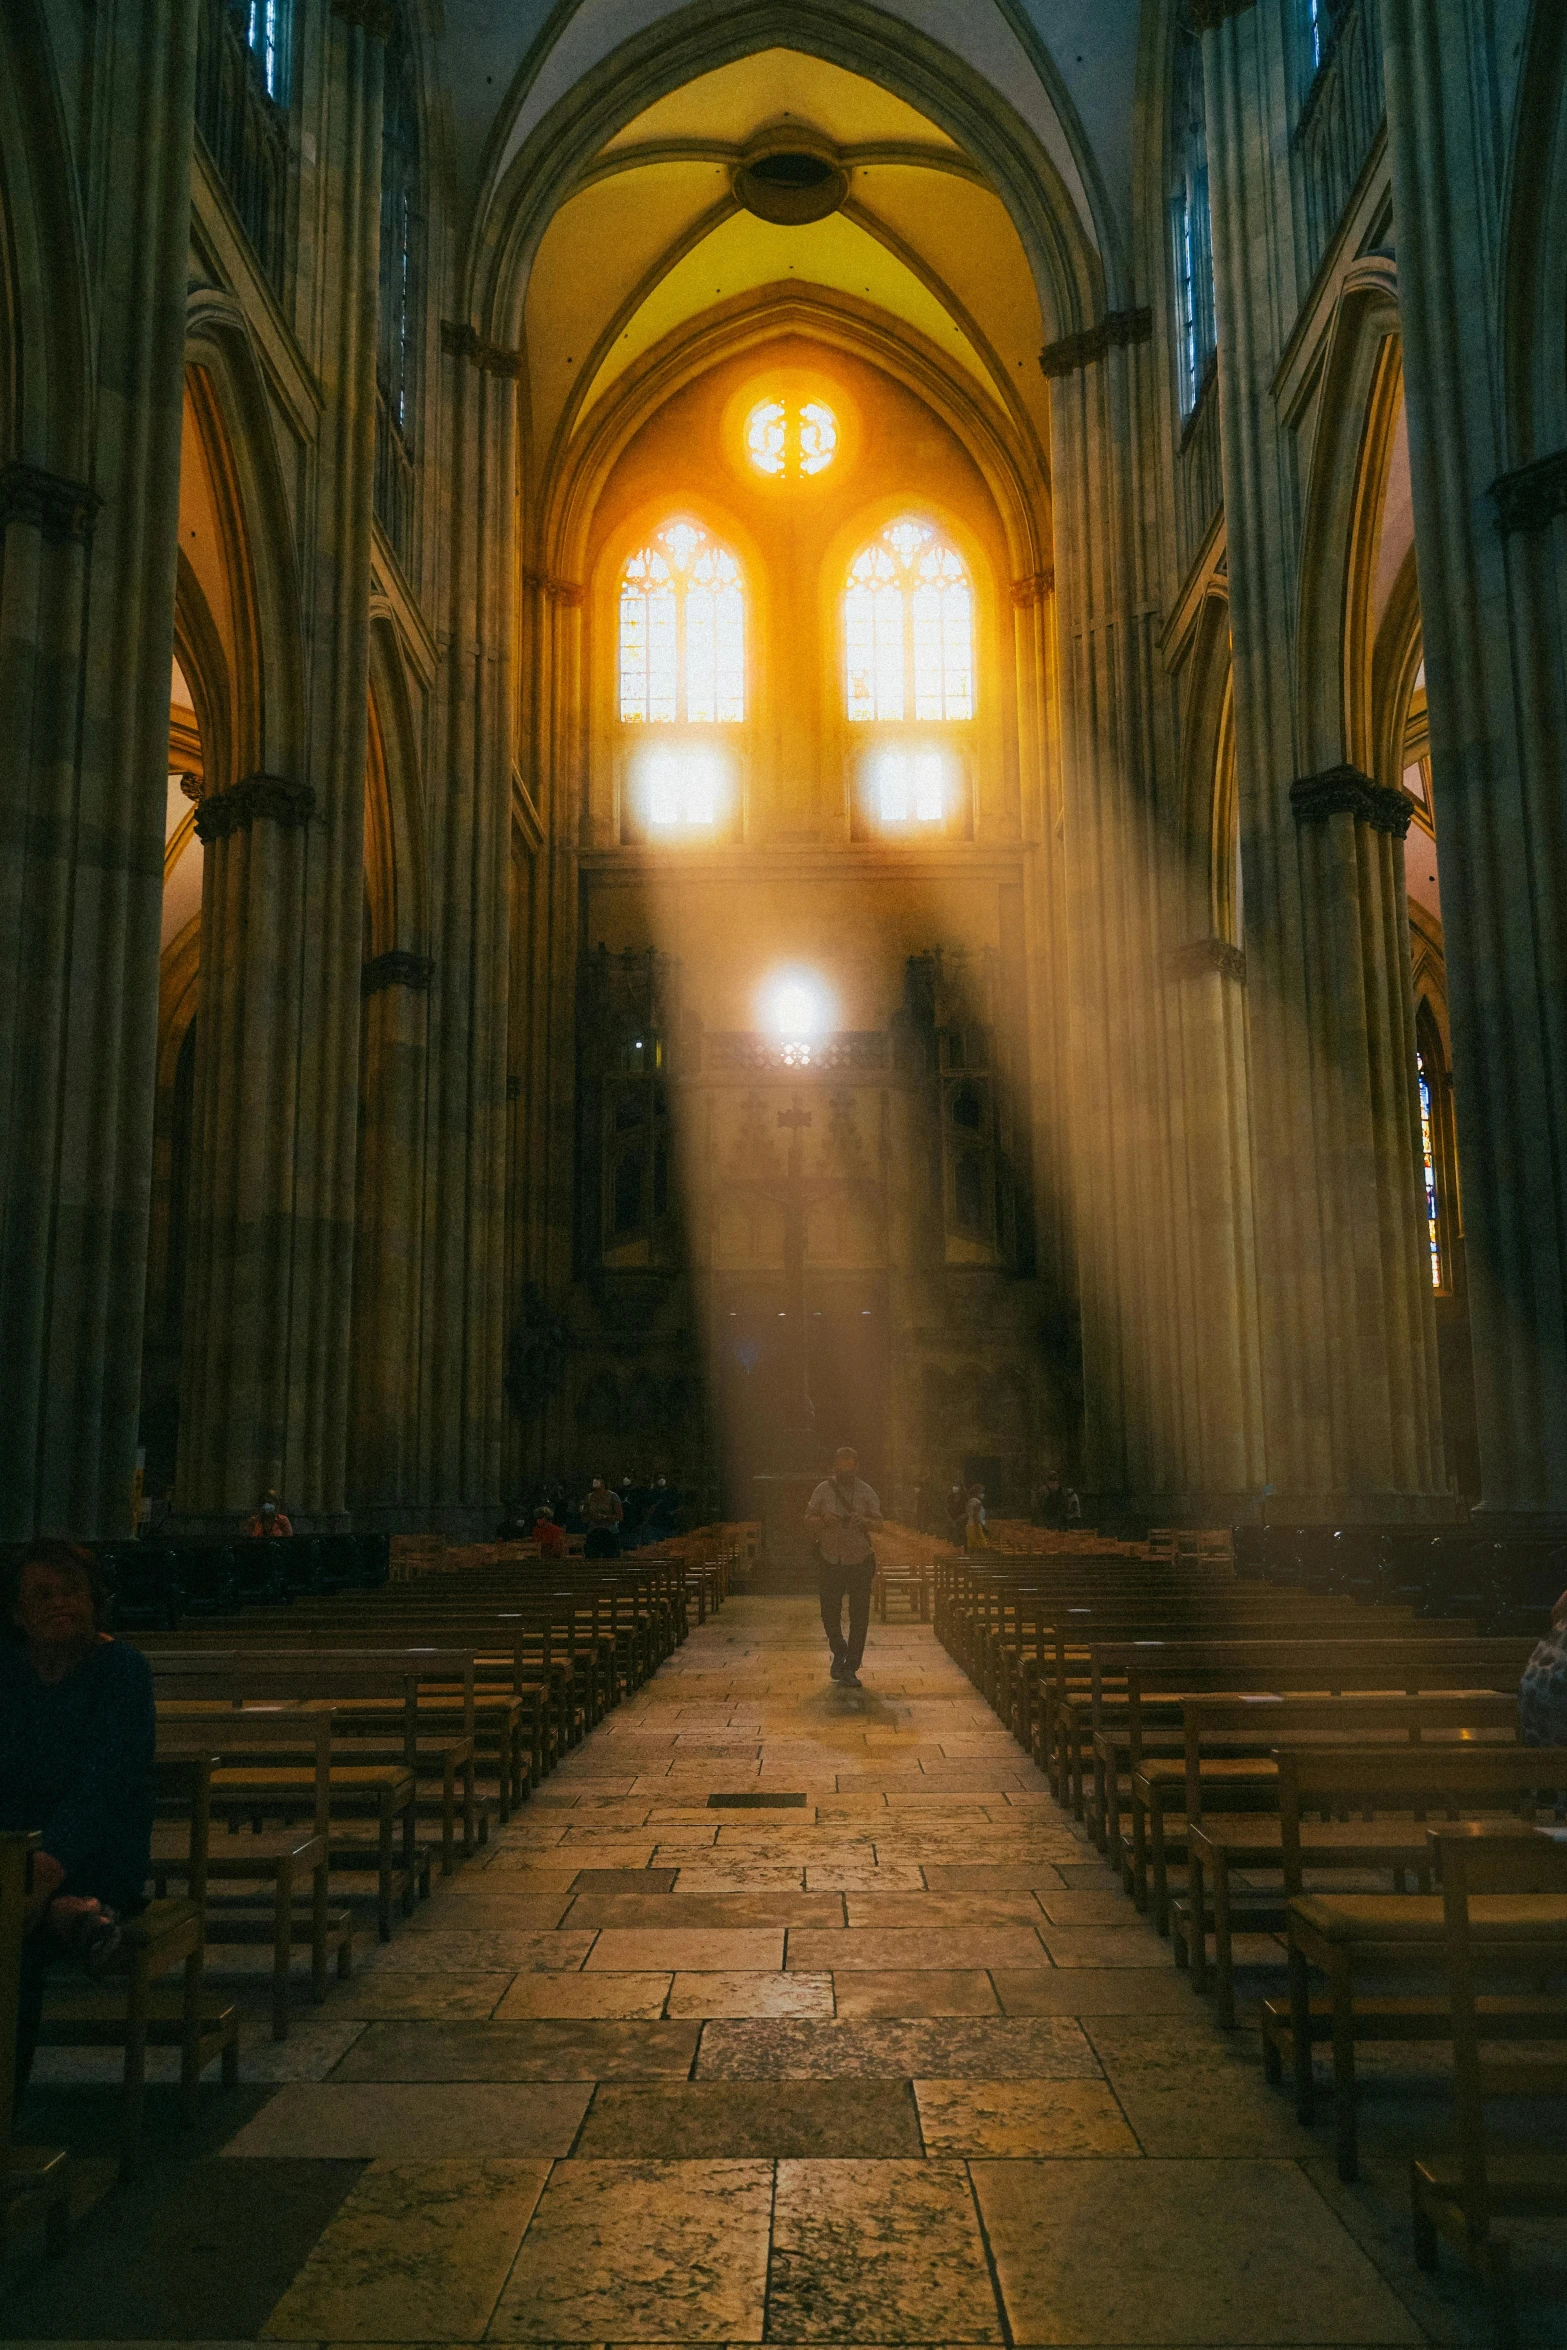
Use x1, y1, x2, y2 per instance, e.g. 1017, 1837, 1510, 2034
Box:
641, 746, 725, 829
1169, 20, 1216, 418
246, 1, 292, 102
618, 522, 745, 727
744, 396, 838, 479
845, 518, 973, 724
1417, 1051, 1442, 1290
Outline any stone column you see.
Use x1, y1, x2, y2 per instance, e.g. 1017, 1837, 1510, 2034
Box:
349, 950, 433, 1520
0, 0, 199, 1539
1199, 3, 1447, 1518
176, 2, 386, 1525
1047, 316, 1190, 1518
415, 325, 517, 1525
1381, 0, 1567, 1519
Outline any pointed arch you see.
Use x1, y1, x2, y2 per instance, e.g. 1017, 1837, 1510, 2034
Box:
468, 1, 1105, 362
0, 0, 92, 475
366, 610, 430, 958
183, 288, 309, 784
1293, 261, 1404, 777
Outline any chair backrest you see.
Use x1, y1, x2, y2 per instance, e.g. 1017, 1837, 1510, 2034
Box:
1275, 1744, 1567, 1893
152, 1750, 215, 1909
1180, 1692, 1520, 1826
159, 1707, 334, 1842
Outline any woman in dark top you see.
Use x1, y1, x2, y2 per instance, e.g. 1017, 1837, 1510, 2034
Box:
1, 1539, 157, 2102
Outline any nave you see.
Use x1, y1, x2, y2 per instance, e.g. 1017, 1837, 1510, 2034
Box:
6, 1597, 1546, 2348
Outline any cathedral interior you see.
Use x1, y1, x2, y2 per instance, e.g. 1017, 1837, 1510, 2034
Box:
3, 0, 1567, 2343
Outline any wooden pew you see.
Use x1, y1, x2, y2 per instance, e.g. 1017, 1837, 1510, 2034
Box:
1412, 1827, 1567, 2349
1, 1832, 71, 2262
1268, 1745, 1567, 2179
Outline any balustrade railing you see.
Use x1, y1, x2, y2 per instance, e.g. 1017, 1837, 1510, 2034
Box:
1294, 0, 1385, 282
374, 387, 416, 573
195, 0, 287, 292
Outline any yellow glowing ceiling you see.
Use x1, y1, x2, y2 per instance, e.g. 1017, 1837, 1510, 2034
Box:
601, 48, 962, 154
523, 46, 1045, 472
580, 210, 997, 422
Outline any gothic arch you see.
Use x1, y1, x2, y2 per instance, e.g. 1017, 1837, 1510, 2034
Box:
545, 289, 1049, 600
366, 610, 431, 958
1500, 0, 1567, 463
183, 288, 309, 785
1174, 585, 1237, 945
0, 0, 92, 475
1370, 542, 1424, 801
1293, 261, 1404, 779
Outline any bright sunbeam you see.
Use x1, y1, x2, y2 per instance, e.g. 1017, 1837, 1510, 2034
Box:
758, 964, 835, 1041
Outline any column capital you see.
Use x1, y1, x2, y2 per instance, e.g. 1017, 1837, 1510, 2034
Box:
362, 949, 436, 997
1039, 308, 1152, 380
1186, 0, 1257, 29
1010, 569, 1054, 608
0, 459, 101, 544
1291, 764, 1413, 836
524, 568, 584, 608
440, 319, 525, 379
331, 0, 400, 37
194, 773, 317, 842
1488, 448, 1567, 537
1165, 937, 1245, 983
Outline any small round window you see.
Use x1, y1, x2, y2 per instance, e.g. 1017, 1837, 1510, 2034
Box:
744, 396, 839, 480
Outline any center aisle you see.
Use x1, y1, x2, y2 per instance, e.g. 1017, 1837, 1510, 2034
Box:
243, 1596, 1424, 2344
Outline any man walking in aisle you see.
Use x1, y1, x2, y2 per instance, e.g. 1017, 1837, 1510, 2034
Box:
806, 1445, 885, 1689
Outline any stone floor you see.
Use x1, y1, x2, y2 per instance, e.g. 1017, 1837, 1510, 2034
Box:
6, 1597, 1564, 2344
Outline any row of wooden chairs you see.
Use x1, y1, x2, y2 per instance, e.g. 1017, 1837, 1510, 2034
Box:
934, 1537, 1567, 2345
2, 1523, 734, 2259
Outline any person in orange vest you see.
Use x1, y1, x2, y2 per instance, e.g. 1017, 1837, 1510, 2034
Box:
244, 1490, 294, 1538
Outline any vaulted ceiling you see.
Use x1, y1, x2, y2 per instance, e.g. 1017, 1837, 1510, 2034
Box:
430, 3, 1146, 488
518, 50, 1054, 479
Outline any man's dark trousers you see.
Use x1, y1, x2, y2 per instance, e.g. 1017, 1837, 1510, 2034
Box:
819, 1558, 876, 1670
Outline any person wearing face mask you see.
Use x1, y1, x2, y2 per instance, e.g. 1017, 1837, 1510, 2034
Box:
1, 1540, 157, 2106
243, 1490, 293, 1538
805, 1445, 885, 1689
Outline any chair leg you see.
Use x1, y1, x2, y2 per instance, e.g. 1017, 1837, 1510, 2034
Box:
1330, 1950, 1358, 2180
120, 1953, 151, 2181
378, 1800, 394, 1941
1409, 2167, 1438, 2272
179, 1946, 203, 2124
1288, 1937, 1315, 2124
312, 1861, 330, 2001
273, 1858, 293, 2041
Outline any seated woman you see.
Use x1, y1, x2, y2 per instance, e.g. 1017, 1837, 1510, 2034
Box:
1520, 1587, 1567, 1747
1, 1539, 157, 2103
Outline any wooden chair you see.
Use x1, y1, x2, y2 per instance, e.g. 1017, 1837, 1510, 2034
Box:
155, 1710, 353, 2040
1270, 1745, 1567, 2180
1169, 1693, 1519, 2022
1, 1833, 71, 2262
1412, 1828, 1567, 2349
33, 1752, 239, 2179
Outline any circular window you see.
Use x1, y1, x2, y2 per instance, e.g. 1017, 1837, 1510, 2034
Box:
744, 395, 839, 480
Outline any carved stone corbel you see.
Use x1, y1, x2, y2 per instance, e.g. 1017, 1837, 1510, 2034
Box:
1290, 764, 1413, 837
362, 949, 436, 997
1039, 309, 1153, 380
0, 460, 102, 545
194, 774, 317, 842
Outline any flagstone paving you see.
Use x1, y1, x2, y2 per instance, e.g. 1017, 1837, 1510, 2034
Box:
6, 1597, 1559, 2343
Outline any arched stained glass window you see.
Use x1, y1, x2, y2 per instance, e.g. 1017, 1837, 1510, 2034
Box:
1169, 20, 1216, 418
245, 1, 293, 102
619, 521, 745, 726
845, 518, 974, 724
1417, 1050, 1442, 1291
